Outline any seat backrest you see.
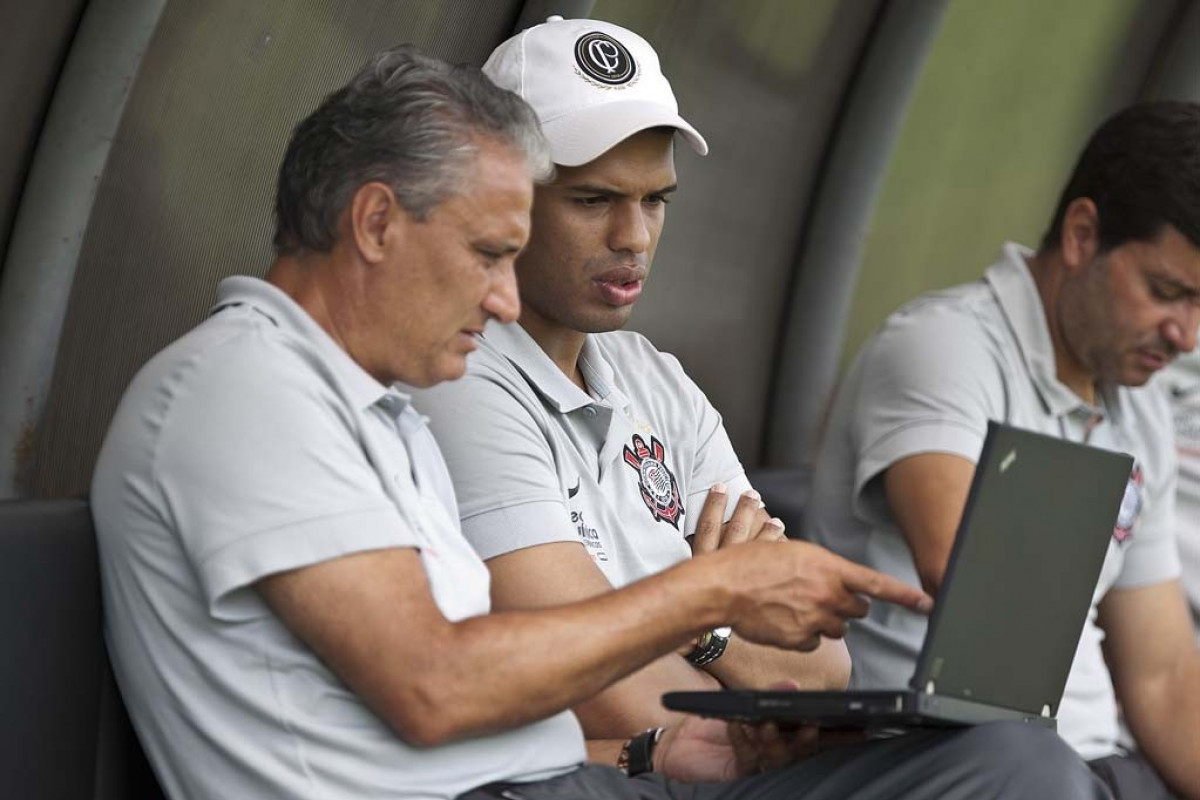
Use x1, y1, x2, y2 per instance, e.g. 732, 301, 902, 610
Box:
0, 498, 163, 799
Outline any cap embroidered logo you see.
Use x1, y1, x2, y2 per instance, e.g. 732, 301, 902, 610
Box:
574, 32, 636, 85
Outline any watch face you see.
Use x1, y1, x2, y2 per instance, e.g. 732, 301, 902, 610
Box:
713, 626, 732, 638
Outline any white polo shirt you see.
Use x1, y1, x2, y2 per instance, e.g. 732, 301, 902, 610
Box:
412, 320, 749, 588
92, 277, 584, 800
1162, 351, 1200, 643
807, 243, 1180, 760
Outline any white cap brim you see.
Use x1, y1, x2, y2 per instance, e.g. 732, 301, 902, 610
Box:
540, 98, 709, 167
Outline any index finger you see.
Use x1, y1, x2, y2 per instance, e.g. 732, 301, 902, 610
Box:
689, 483, 730, 555
839, 561, 933, 614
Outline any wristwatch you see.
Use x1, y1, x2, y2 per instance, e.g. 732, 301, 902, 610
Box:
617, 726, 664, 776
685, 625, 732, 666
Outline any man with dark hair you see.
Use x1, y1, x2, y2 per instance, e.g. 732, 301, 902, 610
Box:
1039, 102, 1200, 253
809, 101, 1200, 800
90, 44, 1107, 800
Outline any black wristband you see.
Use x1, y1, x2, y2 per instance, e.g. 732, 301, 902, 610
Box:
618, 726, 664, 777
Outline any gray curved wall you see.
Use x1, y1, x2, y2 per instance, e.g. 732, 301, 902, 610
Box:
0, 0, 88, 268
27, 0, 524, 497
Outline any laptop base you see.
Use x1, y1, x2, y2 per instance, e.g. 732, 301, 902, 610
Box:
662, 689, 1055, 730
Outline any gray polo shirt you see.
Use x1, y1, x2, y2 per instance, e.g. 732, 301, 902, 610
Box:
413, 320, 749, 588
807, 243, 1180, 761
92, 277, 583, 800
1162, 352, 1200, 643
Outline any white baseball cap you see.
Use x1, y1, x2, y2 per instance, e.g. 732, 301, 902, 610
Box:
483, 16, 708, 167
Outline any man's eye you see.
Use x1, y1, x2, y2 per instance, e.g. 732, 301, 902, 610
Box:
645, 194, 670, 206
575, 196, 607, 207
1152, 282, 1183, 302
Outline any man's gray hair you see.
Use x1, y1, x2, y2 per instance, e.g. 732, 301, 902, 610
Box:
273, 45, 551, 255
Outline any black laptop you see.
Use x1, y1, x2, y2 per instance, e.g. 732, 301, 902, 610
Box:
664, 421, 1133, 730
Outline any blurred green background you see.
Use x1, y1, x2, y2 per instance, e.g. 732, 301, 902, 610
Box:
842, 0, 1144, 368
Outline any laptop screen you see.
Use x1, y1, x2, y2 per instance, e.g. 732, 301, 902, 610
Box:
910, 421, 1133, 717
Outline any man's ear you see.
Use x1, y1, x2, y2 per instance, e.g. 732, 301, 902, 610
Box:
349, 182, 403, 265
1060, 197, 1101, 273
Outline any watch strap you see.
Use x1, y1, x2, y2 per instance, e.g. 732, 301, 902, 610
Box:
617, 726, 664, 776
686, 626, 731, 666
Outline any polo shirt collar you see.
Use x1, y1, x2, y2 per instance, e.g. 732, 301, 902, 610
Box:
482, 320, 626, 413
986, 243, 1110, 419
579, 336, 630, 412
212, 276, 395, 412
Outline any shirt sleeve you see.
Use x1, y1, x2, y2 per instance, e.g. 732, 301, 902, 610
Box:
1162, 357, 1200, 614
154, 337, 414, 621
1114, 392, 1183, 590
848, 303, 1006, 526
414, 370, 578, 561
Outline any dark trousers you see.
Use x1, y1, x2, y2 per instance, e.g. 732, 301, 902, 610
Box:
461, 722, 1113, 800
1089, 751, 1179, 800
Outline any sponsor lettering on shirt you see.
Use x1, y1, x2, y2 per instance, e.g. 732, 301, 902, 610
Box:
571, 508, 609, 562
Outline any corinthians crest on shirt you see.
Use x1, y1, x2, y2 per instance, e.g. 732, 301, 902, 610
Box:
1113, 466, 1144, 544
622, 434, 684, 528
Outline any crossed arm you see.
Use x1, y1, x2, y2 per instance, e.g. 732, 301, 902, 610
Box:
485, 489, 853, 740
689, 491, 852, 695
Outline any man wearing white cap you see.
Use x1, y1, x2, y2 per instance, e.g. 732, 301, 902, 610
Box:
414, 14, 851, 745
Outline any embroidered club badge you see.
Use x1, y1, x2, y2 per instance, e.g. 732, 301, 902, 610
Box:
574, 31, 636, 86
622, 434, 684, 528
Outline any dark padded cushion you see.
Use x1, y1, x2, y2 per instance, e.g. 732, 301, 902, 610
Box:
745, 468, 812, 539
0, 498, 102, 796
0, 498, 163, 799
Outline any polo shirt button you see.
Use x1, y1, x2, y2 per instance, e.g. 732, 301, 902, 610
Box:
585, 407, 597, 417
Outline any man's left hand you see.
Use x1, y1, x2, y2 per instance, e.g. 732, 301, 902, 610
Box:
653, 714, 823, 781
690, 486, 786, 555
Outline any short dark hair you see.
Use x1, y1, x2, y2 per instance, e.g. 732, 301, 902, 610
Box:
273, 45, 550, 255
1040, 101, 1200, 253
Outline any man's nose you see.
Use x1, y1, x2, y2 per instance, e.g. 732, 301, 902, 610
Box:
1163, 311, 1200, 354
608, 204, 651, 254
483, 260, 520, 324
